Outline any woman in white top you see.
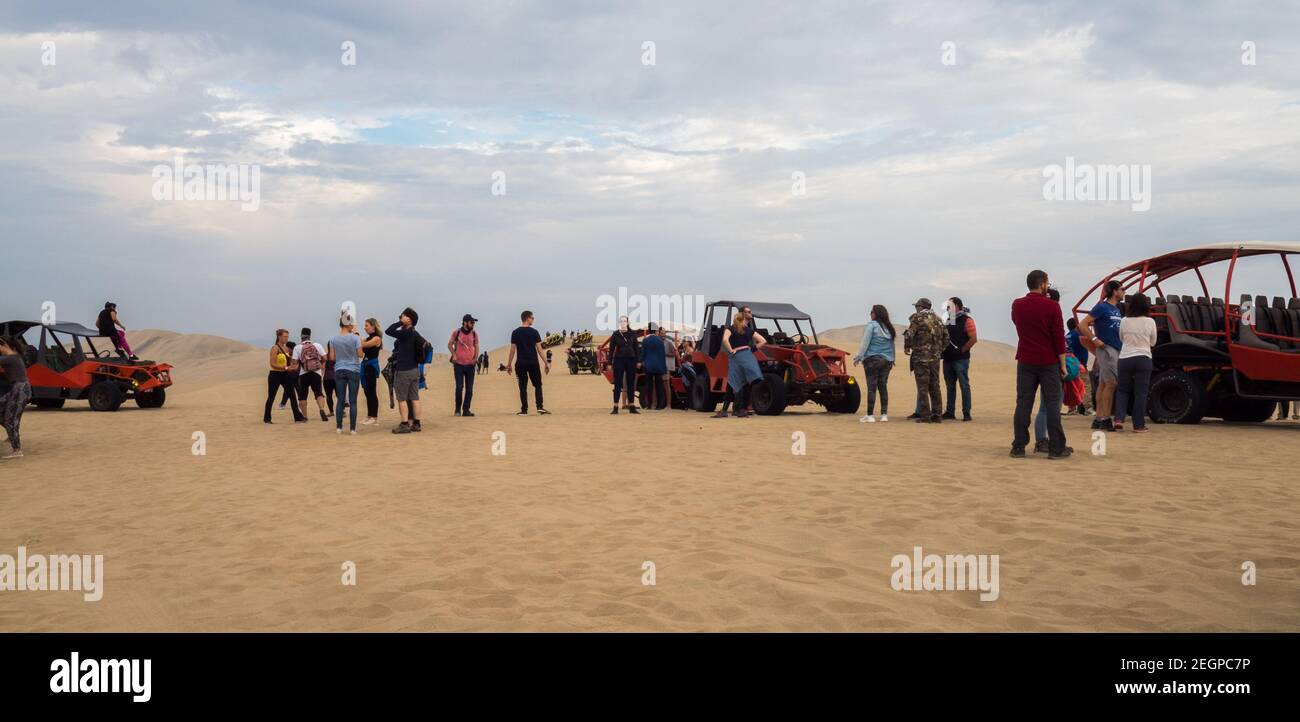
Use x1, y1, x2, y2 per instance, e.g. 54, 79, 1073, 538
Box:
1114, 294, 1159, 432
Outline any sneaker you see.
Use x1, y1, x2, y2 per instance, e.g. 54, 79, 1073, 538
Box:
962, 415, 972, 422
611, 407, 619, 415
1113, 421, 1124, 431
860, 414, 875, 423
537, 408, 551, 415
363, 418, 378, 426
930, 415, 942, 423
880, 415, 888, 422
1034, 439, 1049, 454
1009, 446, 1026, 458
518, 409, 529, 415
628, 407, 640, 414
336, 428, 343, 435
391, 423, 412, 434
711, 411, 730, 419
906, 413, 921, 420
1100, 418, 1115, 432
294, 418, 309, 424
1048, 446, 1075, 460
1091, 418, 1102, 430
941, 412, 956, 420
914, 416, 930, 423
350, 430, 357, 435
1133, 427, 1149, 434
455, 409, 462, 417
319, 410, 329, 422
735, 410, 752, 418
277, 402, 287, 410
462, 411, 474, 417
411, 421, 422, 432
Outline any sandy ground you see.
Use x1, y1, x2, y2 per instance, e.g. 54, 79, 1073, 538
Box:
1, 329, 1297, 631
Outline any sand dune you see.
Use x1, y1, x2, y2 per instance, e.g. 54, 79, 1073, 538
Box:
1, 329, 1297, 632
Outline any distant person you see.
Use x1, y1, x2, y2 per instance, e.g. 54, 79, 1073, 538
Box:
96, 302, 136, 360
329, 312, 364, 435
941, 297, 977, 421
904, 298, 948, 423
322, 354, 336, 415
386, 308, 424, 433
265, 329, 308, 424
1113, 294, 1157, 433
1065, 317, 1092, 415
852, 304, 896, 423
718, 309, 767, 418
507, 310, 550, 415
448, 314, 480, 417
1010, 270, 1070, 459
360, 318, 383, 425
278, 340, 297, 410
292, 328, 330, 422
608, 315, 641, 414
1032, 288, 1064, 452
0, 335, 32, 459
1081, 280, 1125, 432
641, 323, 669, 409
678, 337, 697, 399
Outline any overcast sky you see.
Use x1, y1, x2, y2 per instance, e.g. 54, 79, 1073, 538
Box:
2, 1, 1299, 347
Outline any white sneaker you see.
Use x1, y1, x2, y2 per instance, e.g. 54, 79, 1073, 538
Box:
880, 415, 888, 422
2, 450, 23, 460
859, 414, 875, 423
336, 428, 343, 435
350, 430, 357, 436
363, 418, 378, 426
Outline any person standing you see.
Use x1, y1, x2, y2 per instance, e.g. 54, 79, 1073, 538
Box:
852, 304, 897, 423
329, 312, 364, 435
640, 322, 669, 410
360, 318, 383, 426
96, 302, 137, 360
904, 298, 948, 423
1010, 270, 1071, 459
448, 314, 480, 417
1113, 294, 1158, 433
718, 309, 767, 418
1065, 317, 1092, 415
386, 308, 424, 434
941, 298, 977, 421
0, 335, 32, 459
508, 310, 550, 415
292, 328, 330, 422
264, 329, 308, 424
608, 315, 641, 414
1080, 280, 1125, 432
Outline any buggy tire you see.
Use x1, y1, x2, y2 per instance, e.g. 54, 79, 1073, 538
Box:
690, 372, 716, 412
1148, 370, 1206, 424
88, 381, 125, 412
752, 372, 788, 415
136, 388, 167, 409
825, 380, 862, 414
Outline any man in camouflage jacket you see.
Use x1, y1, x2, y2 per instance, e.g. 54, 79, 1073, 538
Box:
904, 298, 949, 423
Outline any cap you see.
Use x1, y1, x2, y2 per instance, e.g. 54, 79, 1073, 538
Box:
913, 298, 932, 309
462, 314, 478, 323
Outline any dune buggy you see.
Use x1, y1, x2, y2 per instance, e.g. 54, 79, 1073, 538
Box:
1071, 242, 1300, 424
597, 329, 692, 409
687, 301, 859, 415
567, 343, 601, 375
0, 320, 173, 411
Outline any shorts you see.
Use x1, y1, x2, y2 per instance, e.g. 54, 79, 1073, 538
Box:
298, 372, 324, 400
1095, 344, 1119, 384
393, 367, 421, 402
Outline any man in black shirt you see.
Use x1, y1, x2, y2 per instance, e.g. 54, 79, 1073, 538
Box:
507, 310, 550, 415
385, 307, 424, 433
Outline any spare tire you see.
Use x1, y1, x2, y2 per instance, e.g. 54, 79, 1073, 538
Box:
1148, 370, 1206, 424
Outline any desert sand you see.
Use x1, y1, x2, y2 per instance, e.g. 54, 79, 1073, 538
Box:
1, 327, 1297, 631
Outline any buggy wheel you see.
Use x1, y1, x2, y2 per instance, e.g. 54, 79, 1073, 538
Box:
88, 381, 125, 412
1148, 370, 1206, 424
752, 372, 788, 415
825, 380, 862, 413
690, 372, 716, 412
136, 388, 167, 409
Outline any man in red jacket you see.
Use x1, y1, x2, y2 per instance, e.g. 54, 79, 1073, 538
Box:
1010, 269, 1071, 459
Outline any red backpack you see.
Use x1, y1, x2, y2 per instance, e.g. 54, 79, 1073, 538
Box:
298, 341, 323, 372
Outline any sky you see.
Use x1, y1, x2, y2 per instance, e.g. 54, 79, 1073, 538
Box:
2, 0, 1299, 347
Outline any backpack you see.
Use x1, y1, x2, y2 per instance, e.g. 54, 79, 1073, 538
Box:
298, 341, 323, 372
1064, 353, 1081, 381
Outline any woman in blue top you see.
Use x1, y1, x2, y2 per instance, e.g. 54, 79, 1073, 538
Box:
851, 304, 897, 423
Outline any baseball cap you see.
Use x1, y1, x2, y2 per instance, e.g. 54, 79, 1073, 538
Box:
462, 314, 478, 323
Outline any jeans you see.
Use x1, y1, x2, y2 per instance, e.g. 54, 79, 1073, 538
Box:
1034, 398, 1048, 443
334, 369, 360, 430
516, 362, 543, 410
943, 357, 971, 416
612, 357, 637, 405
454, 363, 476, 412
863, 356, 892, 415
1114, 355, 1153, 429
1013, 362, 1066, 452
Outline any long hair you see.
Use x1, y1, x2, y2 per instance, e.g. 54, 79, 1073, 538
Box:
870, 305, 896, 340
730, 310, 747, 334
1128, 294, 1151, 317
364, 318, 380, 336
